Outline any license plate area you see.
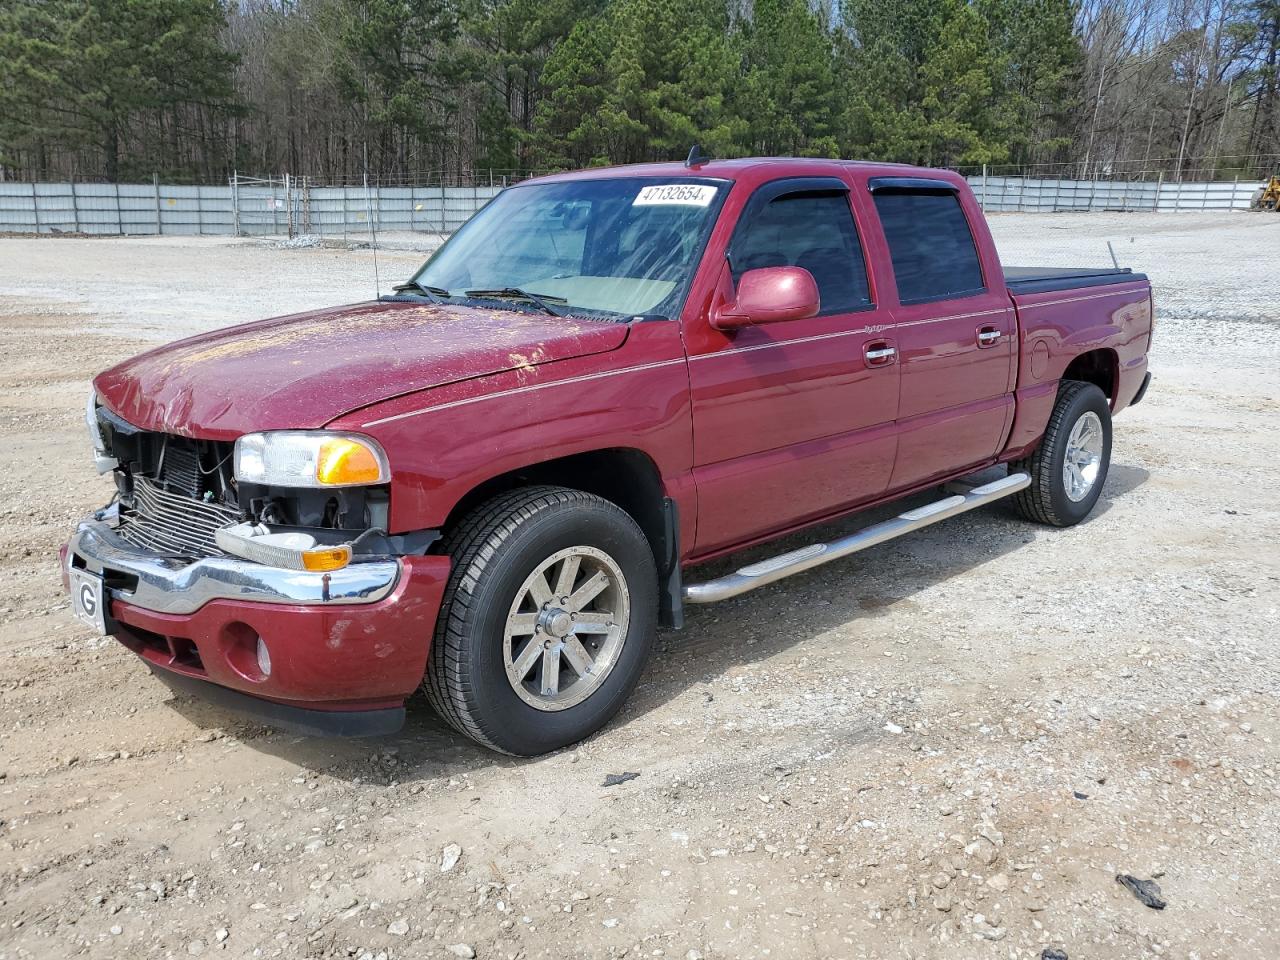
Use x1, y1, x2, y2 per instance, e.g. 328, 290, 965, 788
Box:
69, 567, 108, 635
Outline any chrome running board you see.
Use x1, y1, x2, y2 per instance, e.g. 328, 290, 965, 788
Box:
682, 472, 1031, 604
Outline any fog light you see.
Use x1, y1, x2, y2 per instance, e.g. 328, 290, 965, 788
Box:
256, 638, 272, 677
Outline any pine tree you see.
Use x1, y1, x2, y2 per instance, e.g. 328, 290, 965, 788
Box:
467, 0, 604, 170
977, 0, 1082, 166
532, 0, 737, 166
838, 0, 1027, 166
1242, 0, 1280, 161
329, 0, 466, 174
734, 0, 839, 157
0, 0, 237, 180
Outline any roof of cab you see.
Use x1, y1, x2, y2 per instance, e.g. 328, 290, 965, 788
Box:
525, 156, 936, 185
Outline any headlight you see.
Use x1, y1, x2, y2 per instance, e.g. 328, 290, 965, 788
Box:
85, 388, 118, 474
234, 431, 390, 488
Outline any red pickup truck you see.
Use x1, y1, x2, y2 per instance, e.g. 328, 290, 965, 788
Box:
62, 158, 1152, 755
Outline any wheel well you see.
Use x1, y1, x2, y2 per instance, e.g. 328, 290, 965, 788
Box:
440, 449, 682, 627
1062, 349, 1119, 404
441, 448, 671, 566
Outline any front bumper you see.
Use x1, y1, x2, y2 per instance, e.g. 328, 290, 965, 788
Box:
67, 519, 402, 613
62, 516, 450, 733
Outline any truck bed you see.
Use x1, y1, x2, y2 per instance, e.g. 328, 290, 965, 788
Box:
1004, 266, 1148, 295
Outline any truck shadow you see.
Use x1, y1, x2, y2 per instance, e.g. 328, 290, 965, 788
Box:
176, 463, 1148, 779
623, 461, 1149, 720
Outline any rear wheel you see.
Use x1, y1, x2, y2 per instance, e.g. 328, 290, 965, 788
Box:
423, 486, 657, 756
1011, 380, 1112, 527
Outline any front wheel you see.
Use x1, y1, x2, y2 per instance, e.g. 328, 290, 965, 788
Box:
1011, 380, 1112, 527
423, 486, 657, 756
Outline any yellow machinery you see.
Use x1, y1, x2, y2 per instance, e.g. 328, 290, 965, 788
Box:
1252, 175, 1280, 211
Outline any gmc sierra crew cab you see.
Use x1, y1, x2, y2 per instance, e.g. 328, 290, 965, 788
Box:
62, 158, 1153, 755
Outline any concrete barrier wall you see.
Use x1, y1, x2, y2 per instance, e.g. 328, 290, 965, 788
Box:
970, 176, 1265, 213
0, 177, 1266, 235
0, 181, 504, 236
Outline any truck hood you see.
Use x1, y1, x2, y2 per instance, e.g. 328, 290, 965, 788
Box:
94, 300, 629, 439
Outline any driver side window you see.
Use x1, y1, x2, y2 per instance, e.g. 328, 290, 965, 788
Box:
731, 191, 872, 315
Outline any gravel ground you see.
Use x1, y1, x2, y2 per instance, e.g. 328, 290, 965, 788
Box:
1, 212, 1278, 960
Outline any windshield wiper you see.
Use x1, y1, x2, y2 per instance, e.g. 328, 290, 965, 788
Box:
464, 287, 568, 317
391, 279, 451, 302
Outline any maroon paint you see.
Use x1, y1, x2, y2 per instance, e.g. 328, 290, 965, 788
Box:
109, 555, 450, 707
713, 265, 821, 329
1003, 282, 1151, 458
73, 157, 1153, 719
94, 302, 628, 440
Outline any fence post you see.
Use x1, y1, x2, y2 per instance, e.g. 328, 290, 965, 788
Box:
31, 182, 40, 234
231, 171, 240, 237
980, 163, 987, 212
153, 174, 162, 235
71, 179, 80, 233
1155, 172, 1164, 213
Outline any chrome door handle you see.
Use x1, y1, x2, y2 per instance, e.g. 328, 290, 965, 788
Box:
977, 328, 1002, 347
865, 347, 896, 360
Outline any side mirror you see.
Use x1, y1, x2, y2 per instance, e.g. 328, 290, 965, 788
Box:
712, 266, 821, 330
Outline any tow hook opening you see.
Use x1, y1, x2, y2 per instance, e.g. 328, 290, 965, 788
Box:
224, 621, 268, 682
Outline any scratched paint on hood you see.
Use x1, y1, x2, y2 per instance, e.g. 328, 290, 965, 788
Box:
93, 300, 629, 439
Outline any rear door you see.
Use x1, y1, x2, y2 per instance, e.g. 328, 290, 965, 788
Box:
686, 177, 899, 555
868, 179, 1017, 491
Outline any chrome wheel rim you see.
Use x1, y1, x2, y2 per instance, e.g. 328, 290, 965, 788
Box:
503, 546, 630, 712
1063, 410, 1104, 502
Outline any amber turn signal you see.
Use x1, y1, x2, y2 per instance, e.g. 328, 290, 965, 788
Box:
316, 438, 385, 486
301, 545, 352, 572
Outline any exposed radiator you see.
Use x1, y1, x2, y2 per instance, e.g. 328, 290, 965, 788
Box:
159, 441, 203, 498
116, 476, 241, 559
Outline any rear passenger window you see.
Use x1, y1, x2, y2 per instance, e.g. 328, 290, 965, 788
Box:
873, 191, 984, 304
731, 193, 871, 314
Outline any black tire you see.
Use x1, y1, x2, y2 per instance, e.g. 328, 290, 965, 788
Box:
423, 485, 658, 756
1011, 380, 1112, 527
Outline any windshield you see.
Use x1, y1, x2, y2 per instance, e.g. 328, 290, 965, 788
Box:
411, 177, 728, 319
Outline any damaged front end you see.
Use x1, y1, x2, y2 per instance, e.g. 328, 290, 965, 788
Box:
83, 396, 436, 573
59, 392, 450, 736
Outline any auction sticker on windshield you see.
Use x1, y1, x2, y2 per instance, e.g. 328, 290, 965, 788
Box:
633, 184, 717, 207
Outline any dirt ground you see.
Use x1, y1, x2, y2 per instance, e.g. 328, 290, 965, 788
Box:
1, 213, 1278, 960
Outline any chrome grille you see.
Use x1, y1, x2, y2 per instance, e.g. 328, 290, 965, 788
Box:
116, 476, 241, 558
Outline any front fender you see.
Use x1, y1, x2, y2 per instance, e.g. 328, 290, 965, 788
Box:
326, 323, 695, 540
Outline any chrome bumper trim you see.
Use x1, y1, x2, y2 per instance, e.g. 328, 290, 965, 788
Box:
66, 519, 400, 616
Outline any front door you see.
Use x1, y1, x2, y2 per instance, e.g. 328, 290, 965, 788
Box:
686, 177, 900, 556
